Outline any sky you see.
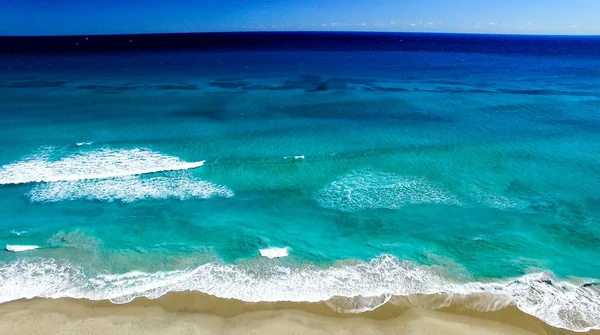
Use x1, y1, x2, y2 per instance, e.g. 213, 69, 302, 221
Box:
1, 0, 599, 36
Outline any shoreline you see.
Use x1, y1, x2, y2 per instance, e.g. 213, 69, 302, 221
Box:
0, 292, 597, 335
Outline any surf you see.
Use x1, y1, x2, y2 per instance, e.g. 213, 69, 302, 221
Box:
0, 147, 205, 185
0, 255, 597, 332
28, 173, 234, 202
259, 247, 288, 258
5, 245, 40, 253
317, 170, 461, 211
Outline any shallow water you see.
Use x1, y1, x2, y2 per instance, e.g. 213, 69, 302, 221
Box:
1, 45, 600, 331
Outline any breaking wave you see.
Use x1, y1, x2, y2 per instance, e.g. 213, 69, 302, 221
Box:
317, 170, 461, 211
28, 173, 234, 202
0, 147, 204, 185
0, 255, 597, 332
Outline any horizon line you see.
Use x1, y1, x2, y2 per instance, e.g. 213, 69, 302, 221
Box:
2, 30, 599, 38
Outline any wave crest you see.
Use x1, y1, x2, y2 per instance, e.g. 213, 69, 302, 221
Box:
5, 245, 40, 253
0, 147, 204, 185
317, 170, 460, 211
29, 173, 234, 202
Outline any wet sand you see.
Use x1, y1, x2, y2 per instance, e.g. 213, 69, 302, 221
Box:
0, 292, 597, 335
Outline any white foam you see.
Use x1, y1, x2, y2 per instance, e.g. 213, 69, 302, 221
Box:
318, 170, 460, 211
294, 155, 305, 160
327, 294, 392, 313
9, 230, 28, 236
5, 245, 39, 252
471, 187, 526, 210
0, 255, 597, 332
259, 247, 289, 259
76, 142, 93, 146
29, 173, 234, 203
0, 147, 205, 185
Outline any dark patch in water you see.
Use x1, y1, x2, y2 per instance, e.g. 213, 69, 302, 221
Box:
263, 99, 452, 123
424, 79, 465, 85
437, 86, 472, 93
208, 81, 248, 89
371, 86, 410, 92
150, 84, 200, 90
330, 77, 373, 86
77, 83, 199, 93
205, 91, 246, 95
170, 109, 227, 120
325, 78, 351, 90
412, 86, 494, 94
242, 84, 295, 91
498, 88, 557, 96
544, 118, 600, 131
282, 74, 321, 88
476, 103, 544, 116
240, 75, 346, 92
218, 75, 368, 92
76, 84, 141, 92
305, 82, 328, 92
77, 85, 114, 90
580, 99, 600, 106
93, 90, 123, 94
468, 88, 493, 93
2, 80, 68, 88
168, 95, 235, 120
168, 96, 451, 123
221, 230, 266, 261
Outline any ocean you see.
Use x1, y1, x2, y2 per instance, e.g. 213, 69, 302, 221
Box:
0, 33, 599, 332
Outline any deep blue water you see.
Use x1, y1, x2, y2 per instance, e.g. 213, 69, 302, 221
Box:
1, 34, 600, 331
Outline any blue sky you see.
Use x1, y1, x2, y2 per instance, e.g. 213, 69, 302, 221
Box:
1, 0, 599, 36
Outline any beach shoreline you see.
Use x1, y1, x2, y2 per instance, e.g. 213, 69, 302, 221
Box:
0, 292, 595, 335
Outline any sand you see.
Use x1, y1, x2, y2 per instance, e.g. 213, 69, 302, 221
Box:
0, 292, 596, 335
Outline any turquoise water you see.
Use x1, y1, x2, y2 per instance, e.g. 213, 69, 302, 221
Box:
1, 49, 600, 331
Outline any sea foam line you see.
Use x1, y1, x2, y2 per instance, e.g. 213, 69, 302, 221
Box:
0, 255, 597, 332
0, 147, 204, 185
317, 170, 461, 211
28, 173, 234, 203
5, 245, 40, 253
259, 247, 289, 259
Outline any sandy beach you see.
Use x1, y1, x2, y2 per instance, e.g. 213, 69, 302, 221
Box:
0, 292, 596, 335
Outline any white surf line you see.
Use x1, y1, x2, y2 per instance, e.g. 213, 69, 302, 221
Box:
0, 148, 206, 185
5, 244, 40, 253
259, 247, 289, 258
